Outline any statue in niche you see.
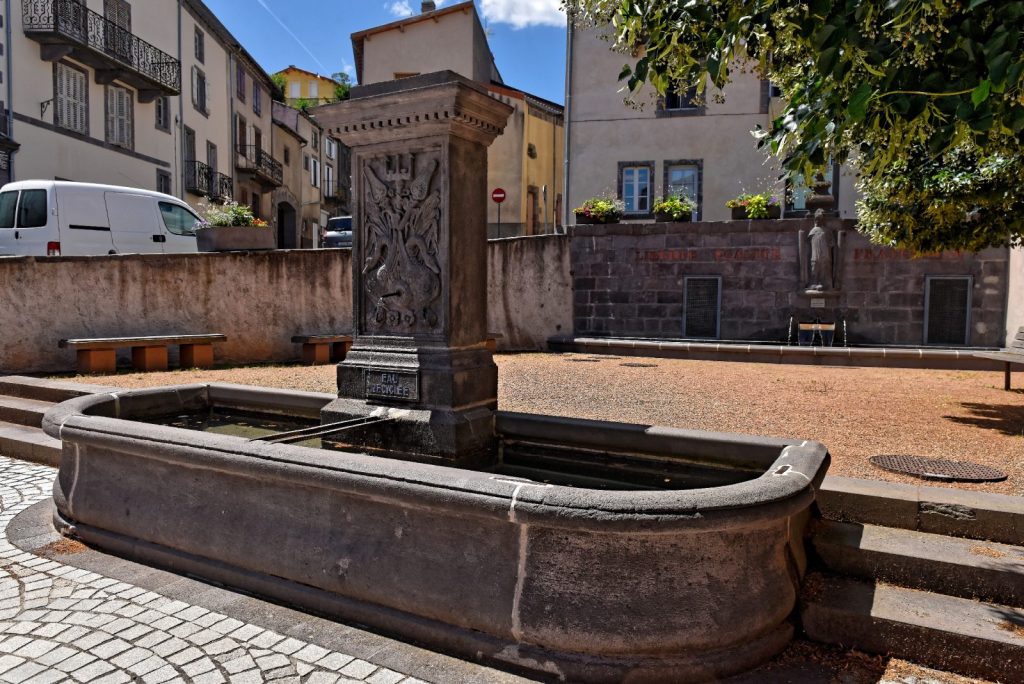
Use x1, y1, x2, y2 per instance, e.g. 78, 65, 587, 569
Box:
361, 152, 442, 332
803, 209, 837, 292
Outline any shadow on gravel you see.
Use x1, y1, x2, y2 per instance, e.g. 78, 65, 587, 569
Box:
945, 402, 1024, 437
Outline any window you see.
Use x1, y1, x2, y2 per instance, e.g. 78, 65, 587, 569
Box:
155, 95, 170, 132
251, 193, 261, 219
309, 81, 318, 99
325, 138, 336, 159
290, 82, 300, 99
194, 28, 205, 64
235, 114, 247, 151
156, 170, 172, 195
158, 202, 201, 236
303, 154, 310, 172
665, 161, 702, 220
312, 130, 319, 148
54, 62, 88, 135
253, 85, 261, 116
325, 164, 334, 195
618, 162, 653, 214
311, 158, 320, 187
925, 276, 972, 346
657, 84, 704, 117
105, 85, 134, 150
207, 141, 217, 173
0, 191, 16, 228
17, 190, 48, 228
104, 0, 131, 61
283, 147, 290, 166
191, 67, 209, 115
684, 276, 722, 339
236, 63, 246, 102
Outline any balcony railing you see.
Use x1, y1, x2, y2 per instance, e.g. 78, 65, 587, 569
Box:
184, 161, 232, 200
22, 0, 181, 97
235, 145, 283, 188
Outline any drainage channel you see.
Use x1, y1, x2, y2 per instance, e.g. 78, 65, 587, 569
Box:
249, 416, 394, 445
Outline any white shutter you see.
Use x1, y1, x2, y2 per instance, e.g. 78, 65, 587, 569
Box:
191, 66, 198, 108
56, 65, 67, 127
106, 87, 115, 142
205, 77, 211, 113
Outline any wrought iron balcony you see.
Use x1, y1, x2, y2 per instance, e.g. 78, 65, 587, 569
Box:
22, 0, 181, 100
235, 145, 283, 189
184, 161, 232, 201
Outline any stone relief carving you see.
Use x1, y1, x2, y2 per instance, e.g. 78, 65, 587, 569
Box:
361, 152, 443, 333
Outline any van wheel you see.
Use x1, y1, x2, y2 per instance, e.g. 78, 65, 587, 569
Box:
108, 250, 117, 255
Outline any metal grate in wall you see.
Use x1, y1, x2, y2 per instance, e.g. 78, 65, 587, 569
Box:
925, 276, 971, 346
684, 276, 721, 339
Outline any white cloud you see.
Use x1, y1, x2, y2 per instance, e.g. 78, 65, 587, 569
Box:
479, 0, 565, 29
387, 1, 414, 18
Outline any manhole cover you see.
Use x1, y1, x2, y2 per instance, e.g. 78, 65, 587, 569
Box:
869, 455, 1008, 482
620, 362, 658, 368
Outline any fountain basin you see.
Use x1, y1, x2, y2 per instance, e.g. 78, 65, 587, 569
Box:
44, 383, 829, 683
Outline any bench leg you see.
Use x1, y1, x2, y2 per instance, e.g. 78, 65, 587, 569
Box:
77, 349, 116, 375
1007, 362, 1012, 392
303, 343, 331, 365
181, 344, 214, 369
131, 346, 168, 372
331, 341, 353, 362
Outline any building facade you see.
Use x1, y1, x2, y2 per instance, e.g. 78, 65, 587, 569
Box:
565, 25, 858, 224
274, 65, 343, 108
349, 0, 564, 237
3, 0, 307, 243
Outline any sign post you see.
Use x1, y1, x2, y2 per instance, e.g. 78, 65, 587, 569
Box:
492, 188, 506, 238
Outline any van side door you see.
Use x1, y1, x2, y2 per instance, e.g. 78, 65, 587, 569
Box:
55, 186, 115, 255
104, 192, 163, 254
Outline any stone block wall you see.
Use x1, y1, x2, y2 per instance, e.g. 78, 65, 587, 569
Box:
571, 220, 1010, 347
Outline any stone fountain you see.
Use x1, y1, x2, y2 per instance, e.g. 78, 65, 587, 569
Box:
43, 73, 830, 683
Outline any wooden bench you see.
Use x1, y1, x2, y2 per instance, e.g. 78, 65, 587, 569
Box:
59, 334, 227, 375
292, 334, 353, 365
974, 327, 1024, 390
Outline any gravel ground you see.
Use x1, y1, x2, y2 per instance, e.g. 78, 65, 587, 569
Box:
61, 352, 1024, 496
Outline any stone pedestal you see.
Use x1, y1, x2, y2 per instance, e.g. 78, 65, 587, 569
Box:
315, 72, 512, 465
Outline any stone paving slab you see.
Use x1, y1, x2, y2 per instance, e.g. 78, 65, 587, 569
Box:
0, 456, 537, 684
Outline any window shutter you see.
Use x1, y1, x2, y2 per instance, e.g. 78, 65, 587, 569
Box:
106, 87, 115, 142
205, 78, 211, 113
191, 67, 198, 108
55, 65, 67, 127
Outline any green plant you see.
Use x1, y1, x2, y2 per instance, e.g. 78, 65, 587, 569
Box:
270, 73, 287, 102
199, 201, 266, 228
574, 195, 624, 223
725, 193, 780, 219
652, 194, 696, 219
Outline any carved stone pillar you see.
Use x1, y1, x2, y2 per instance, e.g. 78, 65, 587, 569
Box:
315, 72, 512, 466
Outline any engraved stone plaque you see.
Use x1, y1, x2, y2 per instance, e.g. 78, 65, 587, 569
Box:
810, 299, 826, 309
365, 370, 420, 402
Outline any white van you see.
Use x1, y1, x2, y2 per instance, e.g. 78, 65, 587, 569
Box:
0, 181, 202, 256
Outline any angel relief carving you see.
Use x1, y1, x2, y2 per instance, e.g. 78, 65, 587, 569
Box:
361, 152, 443, 333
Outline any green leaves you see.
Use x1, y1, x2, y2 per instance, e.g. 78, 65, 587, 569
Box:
972, 80, 991, 107
847, 83, 873, 121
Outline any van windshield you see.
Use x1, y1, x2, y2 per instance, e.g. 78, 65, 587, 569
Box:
158, 202, 202, 236
0, 192, 16, 229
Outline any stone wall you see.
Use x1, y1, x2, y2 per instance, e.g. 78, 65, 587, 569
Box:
1008, 248, 1024, 346
571, 220, 1009, 347
0, 237, 572, 374
487, 235, 573, 349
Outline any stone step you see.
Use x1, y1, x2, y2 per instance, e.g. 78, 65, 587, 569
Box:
0, 420, 61, 467
812, 519, 1024, 607
801, 574, 1024, 683
0, 375, 115, 403
818, 475, 1024, 546
0, 395, 54, 428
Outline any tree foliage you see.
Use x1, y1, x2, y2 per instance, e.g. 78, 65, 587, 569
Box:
332, 72, 352, 101
566, 0, 1024, 250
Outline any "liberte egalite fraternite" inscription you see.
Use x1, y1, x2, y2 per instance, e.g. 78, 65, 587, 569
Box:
365, 370, 420, 402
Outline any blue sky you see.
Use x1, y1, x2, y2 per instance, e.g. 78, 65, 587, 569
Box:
202, 0, 569, 104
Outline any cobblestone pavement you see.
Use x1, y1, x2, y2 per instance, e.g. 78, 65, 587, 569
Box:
0, 456, 427, 684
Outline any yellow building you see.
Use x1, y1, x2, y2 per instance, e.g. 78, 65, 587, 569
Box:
274, 66, 345, 107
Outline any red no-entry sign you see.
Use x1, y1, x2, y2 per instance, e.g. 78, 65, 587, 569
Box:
491, 188, 506, 204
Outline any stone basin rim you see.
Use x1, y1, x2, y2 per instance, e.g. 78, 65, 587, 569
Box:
43, 383, 829, 532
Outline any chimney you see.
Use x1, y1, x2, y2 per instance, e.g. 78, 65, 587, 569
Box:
421, 1, 436, 12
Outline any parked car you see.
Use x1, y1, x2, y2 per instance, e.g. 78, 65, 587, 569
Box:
0, 181, 202, 256
321, 216, 352, 248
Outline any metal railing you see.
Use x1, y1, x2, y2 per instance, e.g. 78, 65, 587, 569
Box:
185, 161, 232, 200
323, 180, 347, 201
235, 145, 283, 186
22, 0, 181, 94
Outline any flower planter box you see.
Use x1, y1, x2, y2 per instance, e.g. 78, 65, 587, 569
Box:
196, 226, 276, 252
655, 211, 692, 223
731, 206, 781, 220
574, 212, 621, 225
